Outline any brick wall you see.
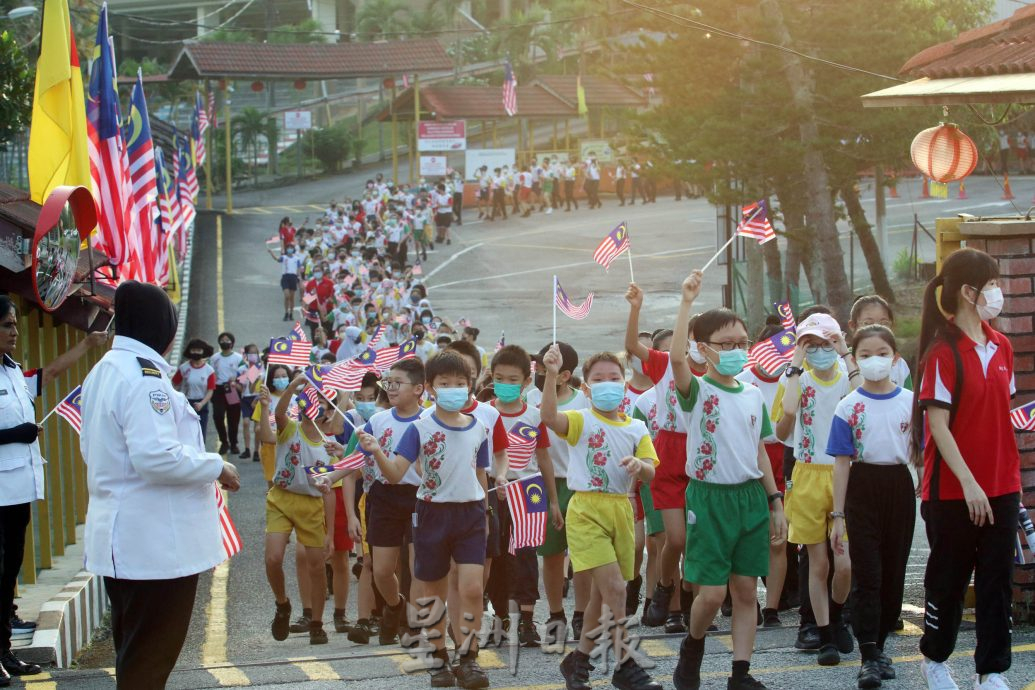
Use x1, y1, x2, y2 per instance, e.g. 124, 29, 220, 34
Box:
964, 235, 1035, 621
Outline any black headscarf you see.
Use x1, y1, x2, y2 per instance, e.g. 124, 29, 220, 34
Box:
113, 281, 178, 355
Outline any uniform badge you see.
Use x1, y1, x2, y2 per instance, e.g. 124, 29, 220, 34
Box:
137, 357, 162, 378
149, 390, 171, 415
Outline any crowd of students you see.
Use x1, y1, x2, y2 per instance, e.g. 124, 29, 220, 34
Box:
181, 191, 1020, 690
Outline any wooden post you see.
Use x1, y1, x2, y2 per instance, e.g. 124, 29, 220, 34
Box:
204, 81, 213, 210
224, 81, 233, 213
391, 83, 398, 183
42, 314, 64, 557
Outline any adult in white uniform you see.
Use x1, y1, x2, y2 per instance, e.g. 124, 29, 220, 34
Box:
81, 282, 240, 689
0, 296, 105, 684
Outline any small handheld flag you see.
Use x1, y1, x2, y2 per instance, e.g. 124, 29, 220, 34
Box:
289, 322, 308, 342
1010, 401, 1035, 431
554, 279, 594, 321
505, 474, 548, 554
774, 301, 795, 331
747, 328, 797, 374
53, 386, 83, 433
305, 450, 366, 475
268, 338, 312, 368
506, 421, 540, 472
593, 222, 631, 272
215, 484, 242, 559
703, 198, 776, 273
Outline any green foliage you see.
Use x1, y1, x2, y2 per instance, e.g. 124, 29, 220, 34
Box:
268, 19, 328, 44
0, 31, 32, 151
304, 123, 353, 173
355, 0, 412, 41
118, 57, 165, 78
233, 107, 271, 171
893, 248, 918, 281
200, 28, 257, 43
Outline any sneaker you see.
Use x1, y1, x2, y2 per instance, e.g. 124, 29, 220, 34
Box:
454, 655, 489, 689
543, 613, 567, 646
612, 658, 662, 690
0, 662, 9, 687
334, 614, 350, 634
920, 658, 958, 689
857, 659, 882, 689
238, 448, 251, 459
835, 621, 855, 654
0, 653, 39, 677
894, 618, 905, 631
309, 622, 328, 645
665, 613, 687, 634
728, 673, 768, 690
230, 446, 241, 455
642, 581, 673, 627
761, 608, 781, 628
571, 611, 584, 640
974, 673, 1010, 690
251, 450, 259, 462
429, 651, 455, 688
673, 634, 705, 690
795, 624, 821, 650
517, 617, 540, 647
818, 643, 840, 666
347, 618, 374, 645
380, 595, 405, 645
560, 650, 593, 690
626, 575, 643, 617
877, 652, 896, 680
271, 602, 291, 641
289, 614, 312, 633
9, 615, 35, 634
217, 443, 229, 455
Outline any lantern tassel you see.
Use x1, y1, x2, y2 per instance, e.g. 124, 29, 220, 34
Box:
1003, 174, 1015, 200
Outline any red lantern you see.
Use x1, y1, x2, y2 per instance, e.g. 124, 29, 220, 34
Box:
910, 123, 978, 183
294, 79, 307, 90
383, 78, 395, 90
251, 81, 264, 93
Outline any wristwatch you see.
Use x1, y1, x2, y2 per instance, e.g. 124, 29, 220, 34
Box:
767, 491, 784, 504
785, 366, 804, 378
829, 511, 846, 520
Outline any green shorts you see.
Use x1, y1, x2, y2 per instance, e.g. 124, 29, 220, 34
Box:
683, 479, 769, 586
538, 477, 574, 557
639, 482, 664, 536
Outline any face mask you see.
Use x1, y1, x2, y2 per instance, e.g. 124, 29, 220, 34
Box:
715, 349, 749, 376
688, 341, 707, 365
589, 381, 625, 412
314, 272, 324, 280
354, 401, 378, 421
422, 316, 432, 325
858, 355, 893, 382
246, 353, 259, 364
219, 341, 232, 350
272, 377, 290, 391
805, 348, 838, 371
435, 387, 470, 412
286, 248, 295, 255
973, 286, 1004, 321
189, 352, 204, 361
493, 382, 523, 403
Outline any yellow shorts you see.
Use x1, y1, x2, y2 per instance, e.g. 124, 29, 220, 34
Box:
786, 462, 837, 545
265, 486, 326, 547
566, 492, 636, 581
358, 493, 369, 555
260, 442, 276, 482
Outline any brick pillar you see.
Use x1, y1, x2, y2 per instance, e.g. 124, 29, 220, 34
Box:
964, 233, 1035, 622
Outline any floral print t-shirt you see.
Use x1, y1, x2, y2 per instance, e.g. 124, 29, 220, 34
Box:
560, 409, 659, 495
394, 413, 489, 503
275, 419, 332, 497
771, 368, 850, 465
826, 387, 913, 465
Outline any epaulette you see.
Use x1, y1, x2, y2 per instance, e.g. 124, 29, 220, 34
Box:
137, 357, 162, 378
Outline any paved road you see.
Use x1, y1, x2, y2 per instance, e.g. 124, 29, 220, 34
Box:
47, 173, 1035, 688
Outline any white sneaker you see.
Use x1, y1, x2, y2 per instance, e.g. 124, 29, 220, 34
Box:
974, 673, 1010, 690
922, 658, 960, 690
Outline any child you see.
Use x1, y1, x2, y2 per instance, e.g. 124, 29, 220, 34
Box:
262, 374, 338, 645
540, 345, 661, 690
238, 343, 262, 461
847, 295, 912, 389
827, 325, 915, 689
667, 270, 787, 690
253, 364, 292, 489
172, 338, 216, 441
773, 312, 859, 666
486, 345, 564, 646
359, 351, 492, 689
525, 342, 591, 641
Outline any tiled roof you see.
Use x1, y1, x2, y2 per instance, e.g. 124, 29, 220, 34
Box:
533, 75, 647, 108
168, 40, 452, 80
378, 85, 577, 120
901, 5, 1035, 78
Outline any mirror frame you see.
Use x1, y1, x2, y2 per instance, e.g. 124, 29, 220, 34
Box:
31, 185, 97, 313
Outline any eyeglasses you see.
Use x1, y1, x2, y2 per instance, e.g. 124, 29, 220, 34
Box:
379, 380, 413, 391
705, 341, 751, 351
804, 344, 835, 354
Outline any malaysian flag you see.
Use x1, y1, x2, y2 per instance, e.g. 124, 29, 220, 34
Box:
197, 90, 210, 135
1010, 401, 1035, 431
86, 4, 134, 270
55, 386, 83, 433
555, 279, 594, 321
176, 133, 199, 204
172, 143, 195, 229
296, 387, 322, 420
367, 324, 385, 348
502, 59, 518, 117
191, 94, 206, 168
124, 72, 158, 284
289, 322, 308, 342
505, 474, 547, 554
323, 360, 370, 392
215, 483, 242, 559
306, 450, 365, 475
774, 301, 795, 331
268, 338, 312, 368
592, 222, 630, 271
303, 364, 337, 401
747, 328, 796, 373
207, 88, 217, 128
373, 337, 418, 369
152, 147, 175, 285
736, 199, 776, 244
505, 421, 539, 472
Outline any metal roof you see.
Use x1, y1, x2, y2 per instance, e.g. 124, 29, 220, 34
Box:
862, 73, 1035, 107
532, 75, 647, 108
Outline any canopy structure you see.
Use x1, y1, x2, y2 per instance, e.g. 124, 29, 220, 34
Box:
377, 84, 577, 121
532, 75, 647, 109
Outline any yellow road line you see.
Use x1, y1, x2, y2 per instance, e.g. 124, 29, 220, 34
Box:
289, 658, 340, 680
216, 216, 224, 331
638, 639, 677, 657
713, 634, 734, 651
896, 620, 923, 637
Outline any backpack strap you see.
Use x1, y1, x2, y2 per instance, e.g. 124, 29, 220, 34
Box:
929, 338, 963, 500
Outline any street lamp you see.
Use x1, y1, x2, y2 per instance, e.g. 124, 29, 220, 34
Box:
5, 6, 38, 20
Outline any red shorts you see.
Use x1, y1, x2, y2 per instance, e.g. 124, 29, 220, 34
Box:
333, 486, 354, 552
649, 430, 689, 511
764, 442, 786, 493
520, 188, 531, 200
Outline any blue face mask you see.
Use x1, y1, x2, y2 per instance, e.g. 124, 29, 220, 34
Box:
272, 377, 289, 392
354, 401, 378, 421
422, 316, 432, 325
493, 382, 523, 404
589, 381, 626, 412
435, 387, 470, 412
716, 349, 749, 376
806, 348, 838, 371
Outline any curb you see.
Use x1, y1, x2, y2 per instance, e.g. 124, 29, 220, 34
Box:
19, 570, 106, 668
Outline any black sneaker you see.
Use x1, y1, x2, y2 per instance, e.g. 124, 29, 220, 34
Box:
857, 659, 882, 688
380, 595, 405, 645
289, 614, 311, 633
271, 602, 291, 641
517, 617, 540, 647
454, 655, 489, 689
9, 615, 36, 634
794, 624, 821, 650
817, 643, 840, 666
238, 448, 251, 459
0, 662, 9, 687
570, 611, 584, 640
893, 618, 904, 631
876, 652, 895, 680
218, 443, 229, 455
0, 653, 39, 677
626, 575, 643, 617
673, 634, 705, 690
309, 622, 328, 645
429, 650, 455, 688
347, 618, 374, 645
642, 581, 673, 627
664, 613, 687, 634
334, 614, 350, 634
761, 608, 781, 627
612, 658, 662, 690
728, 673, 767, 690
560, 650, 593, 690
251, 450, 259, 462
835, 621, 854, 654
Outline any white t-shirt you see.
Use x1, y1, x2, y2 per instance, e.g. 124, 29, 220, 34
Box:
421, 399, 508, 477
773, 369, 851, 464
210, 351, 244, 386
174, 362, 215, 401
631, 388, 660, 440
358, 408, 421, 488
736, 368, 782, 444
560, 409, 657, 495
395, 413, 490, 503
279, 254, 302, 275
525, 387, 588, 478
274, 420, 331, 496
826, 387, 914, 465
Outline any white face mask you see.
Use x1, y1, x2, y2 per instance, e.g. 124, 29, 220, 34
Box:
971, 285, 1004, 321
688, 341, 707, 365
858, 355, 893, 382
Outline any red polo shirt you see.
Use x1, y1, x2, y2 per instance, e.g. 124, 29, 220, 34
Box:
918, 321, 1020, 501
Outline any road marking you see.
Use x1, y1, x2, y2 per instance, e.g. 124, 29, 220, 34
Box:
424, 242, 484, 280
290, 657, 340, 680
896, 620, 923, 637
713, 634, 734, 651
638, 639, 677, 657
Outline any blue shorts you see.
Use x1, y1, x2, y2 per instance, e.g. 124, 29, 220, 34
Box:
366, 482, 417, 548
413, 501, 486, 582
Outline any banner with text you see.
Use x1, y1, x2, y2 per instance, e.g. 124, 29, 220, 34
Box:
418, 121, 466, 151
463, 149, 516, 179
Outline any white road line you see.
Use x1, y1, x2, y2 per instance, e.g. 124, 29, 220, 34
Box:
424, 242, 484, 280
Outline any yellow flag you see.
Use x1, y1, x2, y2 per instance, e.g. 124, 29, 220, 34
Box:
28, 0, 92, 204
577, 75, 588, 118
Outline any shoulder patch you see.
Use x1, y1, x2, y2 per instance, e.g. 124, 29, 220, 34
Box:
137, 357, 162, 378
149, 390, 171, 415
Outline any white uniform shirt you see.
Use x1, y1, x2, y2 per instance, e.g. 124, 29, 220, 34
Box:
81, 336, 225, 580
0, 355, 44, 506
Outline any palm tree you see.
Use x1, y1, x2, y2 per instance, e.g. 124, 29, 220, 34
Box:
491, 5, 556, 80
355, 0, 412, 41
429, 0, 485, 79
233, 107, 267, 179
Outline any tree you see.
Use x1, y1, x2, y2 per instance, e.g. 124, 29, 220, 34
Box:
234, 107, 269, 175
355, 0, 412, 41
305, 123, 353, 173
268, 19, 328, 44
0, 30, 32, 151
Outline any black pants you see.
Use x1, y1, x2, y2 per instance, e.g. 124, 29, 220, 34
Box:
452, 192, 463, 224
845, 463, 915, 653
490, 189, 507, 220
630, 178, 641, 203
919, 493, 1018, 674
0, 503, 30, 653
211, 387, 240, 448
616, 179, 626, 205
485, 498, 539, 615
550, 184, 561, 209
105, 574, 199, 689
585, 179, 600, 208
563, 180, 577, 210
646, 177, 657, 202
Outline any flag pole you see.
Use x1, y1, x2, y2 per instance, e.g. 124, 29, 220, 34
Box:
493, 471, 543, 492
39, 405, 60, 426
701, 234, 736, 273
552, 275, 558, 345
626, 247, 635, 284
